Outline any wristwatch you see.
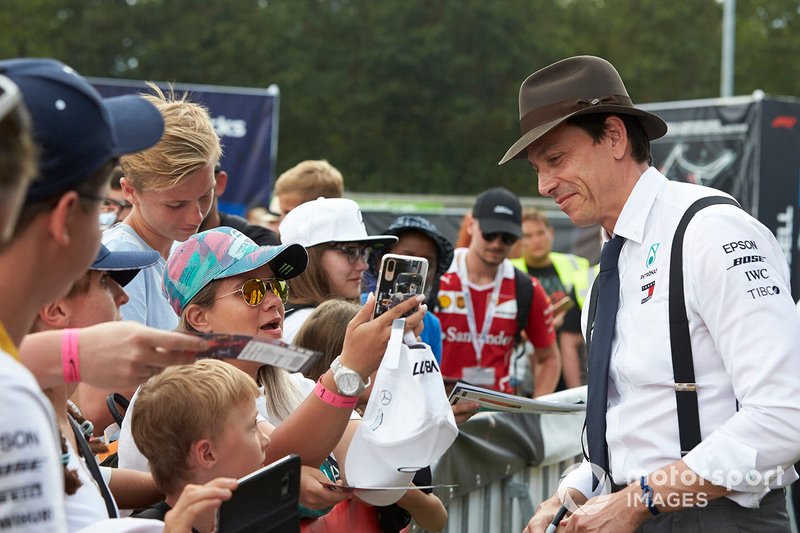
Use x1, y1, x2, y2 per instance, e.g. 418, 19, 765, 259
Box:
330, 356, 370, 397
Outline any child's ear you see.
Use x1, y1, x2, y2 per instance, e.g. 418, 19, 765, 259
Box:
38, 299, 72, 329
190, 438, 217, 470
184, 303, 213, 333
119, 177, 138, 206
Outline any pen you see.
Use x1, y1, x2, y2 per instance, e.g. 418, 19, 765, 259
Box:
545, 504, 569, 533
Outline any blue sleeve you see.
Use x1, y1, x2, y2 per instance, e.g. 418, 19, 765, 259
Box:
420, 311, 442, 363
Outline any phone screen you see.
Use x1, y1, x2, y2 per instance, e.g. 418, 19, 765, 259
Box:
373, 254, 429, 319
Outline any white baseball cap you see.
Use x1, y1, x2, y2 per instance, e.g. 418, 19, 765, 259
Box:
345, 322, 458, 505
278, 197, 398, 249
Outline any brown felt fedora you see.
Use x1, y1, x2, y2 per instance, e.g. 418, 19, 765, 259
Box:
498, 55, 667, 165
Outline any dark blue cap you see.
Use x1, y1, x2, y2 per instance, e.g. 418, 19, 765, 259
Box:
92, 243, 160, 287
0, 58, 164, 202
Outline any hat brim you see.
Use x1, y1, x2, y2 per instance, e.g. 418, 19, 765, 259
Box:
342, 235, 399, 250
104, 95, 165, 156
498, 105, 668, 165
215, 242, 309, 282
92, 244, 160, 287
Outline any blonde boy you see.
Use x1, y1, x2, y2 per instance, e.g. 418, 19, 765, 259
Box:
273, 159, 344, 216
103, 84, 222, 330
131, 360, 270, 530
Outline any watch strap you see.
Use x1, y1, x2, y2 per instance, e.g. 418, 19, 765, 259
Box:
314, 378, 359, 409
330, 355, 369, 396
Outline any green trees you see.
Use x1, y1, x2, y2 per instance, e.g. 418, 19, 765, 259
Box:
2, 0, 799, 195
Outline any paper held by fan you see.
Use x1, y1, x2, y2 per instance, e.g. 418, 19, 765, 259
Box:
448, 381, 585, 414
194, 333, 320, 373
320, 482, 457, 493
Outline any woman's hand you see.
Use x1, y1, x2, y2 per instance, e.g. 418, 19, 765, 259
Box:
339, 293, 426, 377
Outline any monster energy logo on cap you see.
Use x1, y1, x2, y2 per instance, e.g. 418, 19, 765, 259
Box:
277, 263, 293, 276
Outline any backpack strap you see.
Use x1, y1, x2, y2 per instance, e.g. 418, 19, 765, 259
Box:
105, 392, 130, 428
68, 415, 117, 518
513, 267, 534, 344
669, 196, 740, 456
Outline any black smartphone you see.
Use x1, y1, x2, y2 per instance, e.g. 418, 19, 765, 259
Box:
215, 454, 301, 533
373, 254, 429, 319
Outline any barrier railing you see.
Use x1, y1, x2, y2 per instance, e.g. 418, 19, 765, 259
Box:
414, 387, 587, 532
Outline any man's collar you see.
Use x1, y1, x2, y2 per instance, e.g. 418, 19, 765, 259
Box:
609, 167, 667, 244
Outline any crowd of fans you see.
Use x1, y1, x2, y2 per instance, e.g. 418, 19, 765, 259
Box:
0, 58, 590, 532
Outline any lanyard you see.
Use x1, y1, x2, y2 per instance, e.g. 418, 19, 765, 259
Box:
456, 254, 504, 365
0, 321, 18, 360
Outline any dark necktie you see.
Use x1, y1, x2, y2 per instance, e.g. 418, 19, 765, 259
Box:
586, 235, 624, 490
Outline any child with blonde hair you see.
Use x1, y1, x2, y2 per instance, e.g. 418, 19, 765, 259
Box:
131, 359, 269, 531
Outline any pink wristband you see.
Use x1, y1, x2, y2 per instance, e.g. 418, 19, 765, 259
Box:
314, 378, 358, 409
61, 328, 80, 384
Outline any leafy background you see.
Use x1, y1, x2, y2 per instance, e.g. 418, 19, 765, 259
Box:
2, 0, 799, 197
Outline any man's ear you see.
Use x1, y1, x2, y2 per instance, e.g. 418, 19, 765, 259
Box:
189, 438, 217, 471
466, 217, 478, 237
214, 170, 228, 197
119, 177, 138, 206
47, 191, 81, 246
184, 303, 213, 333
604, 115, 628, 160
37, 299, 72, 329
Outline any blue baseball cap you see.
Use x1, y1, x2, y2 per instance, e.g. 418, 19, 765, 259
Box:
92, 244, 160, 287
0, 58, 165, 202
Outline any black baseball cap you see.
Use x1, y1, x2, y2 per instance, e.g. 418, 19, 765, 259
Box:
0, 58, 165, 202
472, 187, 522, 238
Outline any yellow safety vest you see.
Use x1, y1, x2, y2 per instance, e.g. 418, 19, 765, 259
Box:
511, 252, 592, 309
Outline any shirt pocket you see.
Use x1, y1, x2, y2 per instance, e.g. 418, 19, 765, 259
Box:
614, 298, 675, 386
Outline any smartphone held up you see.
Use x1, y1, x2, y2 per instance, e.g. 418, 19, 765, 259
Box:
373, 254, 428, 319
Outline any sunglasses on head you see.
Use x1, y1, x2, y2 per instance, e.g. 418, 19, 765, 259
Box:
481, 232, 519, 245
328, 244, 371, 265
215, 278, 289, 306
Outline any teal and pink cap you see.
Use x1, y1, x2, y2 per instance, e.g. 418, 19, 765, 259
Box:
163, 226, 308, 315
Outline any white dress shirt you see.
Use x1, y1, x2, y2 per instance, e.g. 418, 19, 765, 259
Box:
562, 168, 800, 508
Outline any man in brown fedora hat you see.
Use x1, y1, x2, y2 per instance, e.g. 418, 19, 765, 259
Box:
503, 56, 800, 532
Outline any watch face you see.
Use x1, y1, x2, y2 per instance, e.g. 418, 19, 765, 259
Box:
337, 373, 361, 395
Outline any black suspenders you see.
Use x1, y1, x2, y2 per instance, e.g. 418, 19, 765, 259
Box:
586, 196, 741, 459
669, 196, 740, 455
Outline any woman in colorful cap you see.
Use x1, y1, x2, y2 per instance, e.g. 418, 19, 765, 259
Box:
278, 197, 398, 342
119, 226, 426, 510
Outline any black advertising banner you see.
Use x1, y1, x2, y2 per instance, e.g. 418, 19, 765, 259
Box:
758, 100, 800, 300
643, 96, 800, 299
90, 77, 279, 217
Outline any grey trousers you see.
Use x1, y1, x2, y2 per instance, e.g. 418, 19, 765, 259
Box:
635, 489, 789, 533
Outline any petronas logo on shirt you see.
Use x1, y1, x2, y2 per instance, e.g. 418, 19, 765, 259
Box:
646, 243, 660, 268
